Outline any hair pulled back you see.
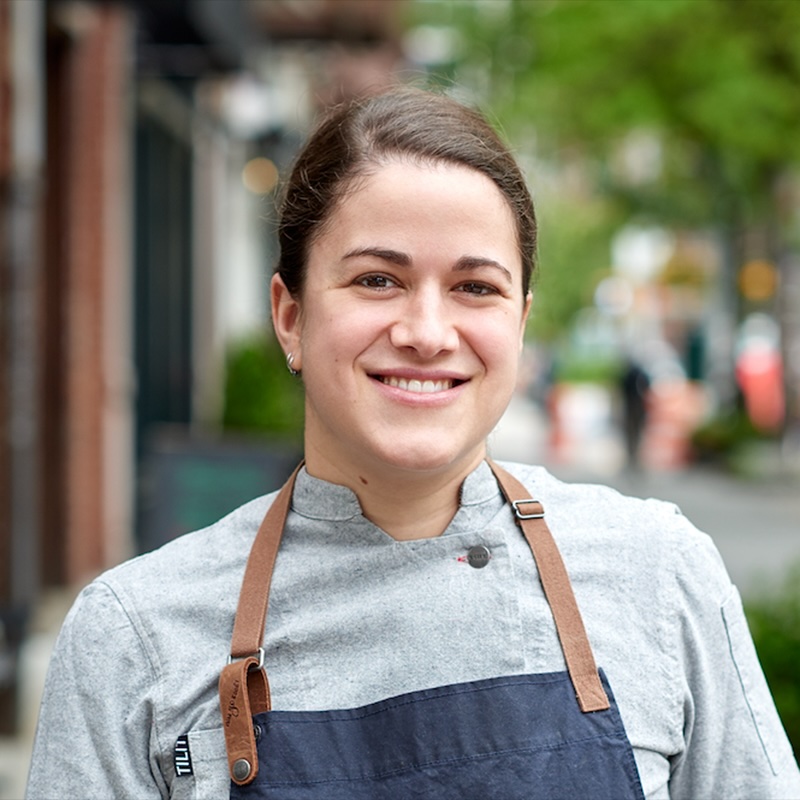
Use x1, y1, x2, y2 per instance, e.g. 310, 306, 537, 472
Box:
276, 86, 537, 299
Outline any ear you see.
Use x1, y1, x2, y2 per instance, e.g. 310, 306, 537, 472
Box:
519, 291, 532, 352
271, 273, 303, 367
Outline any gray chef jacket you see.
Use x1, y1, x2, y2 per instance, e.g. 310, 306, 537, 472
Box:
26, 460, 800, 799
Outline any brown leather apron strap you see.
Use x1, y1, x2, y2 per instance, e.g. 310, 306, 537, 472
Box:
487, 459, 609, 712
219, 462, 302, 786
220, 459, 608, 785
230, 462, 303, 660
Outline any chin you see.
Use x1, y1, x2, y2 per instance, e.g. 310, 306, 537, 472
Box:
372, 441, 485, 477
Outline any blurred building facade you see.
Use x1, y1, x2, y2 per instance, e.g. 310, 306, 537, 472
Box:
0, 0, 406, 733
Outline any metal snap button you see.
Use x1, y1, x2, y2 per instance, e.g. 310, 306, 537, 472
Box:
467, 545, 491, 569
233, 758, 252, 782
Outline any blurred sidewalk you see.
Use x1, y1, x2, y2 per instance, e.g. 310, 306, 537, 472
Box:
3, 390, 799, 799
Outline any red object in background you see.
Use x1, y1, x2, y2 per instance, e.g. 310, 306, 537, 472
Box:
736, 345, 785, 432
641, 380, 708, 470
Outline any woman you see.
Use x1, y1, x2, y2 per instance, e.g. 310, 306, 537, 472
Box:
27, 87, 800, 799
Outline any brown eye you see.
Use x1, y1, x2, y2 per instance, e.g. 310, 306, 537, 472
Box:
357, 274, 397, 290
458, 282, 496, 296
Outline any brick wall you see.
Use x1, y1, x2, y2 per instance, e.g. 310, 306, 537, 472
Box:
49, 4, 134, 585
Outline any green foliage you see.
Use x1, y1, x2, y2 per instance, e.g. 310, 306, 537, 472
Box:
691, 408, 759, 457
222, 334, 304, 442
745, 564, 800, 760
462, 0, 800, 165
690, 407, 777, 465
552, 355, 620, 386
528, 196, 620, 342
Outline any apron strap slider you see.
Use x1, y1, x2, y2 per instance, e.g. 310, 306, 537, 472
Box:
512, 498, 545, 520
228, 647, 265, 670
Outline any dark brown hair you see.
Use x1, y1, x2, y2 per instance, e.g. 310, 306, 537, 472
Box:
276, 86, 536, 299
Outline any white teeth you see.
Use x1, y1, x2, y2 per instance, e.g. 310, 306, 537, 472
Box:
383, 377, 453, 393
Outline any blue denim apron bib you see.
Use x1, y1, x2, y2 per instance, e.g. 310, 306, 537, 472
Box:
220, 462, 645, 799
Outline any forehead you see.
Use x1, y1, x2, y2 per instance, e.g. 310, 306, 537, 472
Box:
315, 160, 521, 265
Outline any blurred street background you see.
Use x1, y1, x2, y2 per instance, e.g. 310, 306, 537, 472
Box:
1, 0, 800, 796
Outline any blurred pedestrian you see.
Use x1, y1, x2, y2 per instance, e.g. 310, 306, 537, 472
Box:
27, 87, 800, 800
620, 357, 651, 469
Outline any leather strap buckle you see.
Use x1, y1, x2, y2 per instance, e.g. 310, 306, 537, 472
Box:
513, 498, 545, 520
228, 647, 265, 670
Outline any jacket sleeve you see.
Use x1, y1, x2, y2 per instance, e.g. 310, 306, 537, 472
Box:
668, 531, 800, 800
25, 580, 168, 799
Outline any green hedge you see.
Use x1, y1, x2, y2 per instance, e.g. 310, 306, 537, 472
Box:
690, 408, 780, 471
222, 334, 304, 442
745, 564, 800, 760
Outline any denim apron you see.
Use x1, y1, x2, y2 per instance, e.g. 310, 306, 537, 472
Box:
219, 461, 645, 799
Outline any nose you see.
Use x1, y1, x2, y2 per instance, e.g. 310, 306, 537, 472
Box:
389, 288, 459, 358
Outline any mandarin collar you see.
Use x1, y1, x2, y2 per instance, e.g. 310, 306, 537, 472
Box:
290, 460, 502, 524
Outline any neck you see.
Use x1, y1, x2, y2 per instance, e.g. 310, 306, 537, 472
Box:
303, 446, 485, 540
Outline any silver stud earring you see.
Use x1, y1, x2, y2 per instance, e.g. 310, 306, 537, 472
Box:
286, 352, 300, 376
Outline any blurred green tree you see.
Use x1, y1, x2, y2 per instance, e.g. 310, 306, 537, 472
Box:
419, 0, 800, 221
529, 196, 620, 342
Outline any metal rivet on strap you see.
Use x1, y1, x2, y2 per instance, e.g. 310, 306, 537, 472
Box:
232, 758, 252, 782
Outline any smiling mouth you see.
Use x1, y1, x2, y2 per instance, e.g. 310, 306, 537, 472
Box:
378, 376, 464, 394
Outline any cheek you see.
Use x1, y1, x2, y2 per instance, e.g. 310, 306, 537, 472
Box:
470, 313, 525, 368
301, 303, 386, 363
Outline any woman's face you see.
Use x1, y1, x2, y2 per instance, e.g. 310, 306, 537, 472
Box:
272, 159, 531, 484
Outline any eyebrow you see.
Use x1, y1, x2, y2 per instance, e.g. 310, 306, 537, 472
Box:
343, 247, 411, 266
454, 255, 513, 285
342, 247, 513, 284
